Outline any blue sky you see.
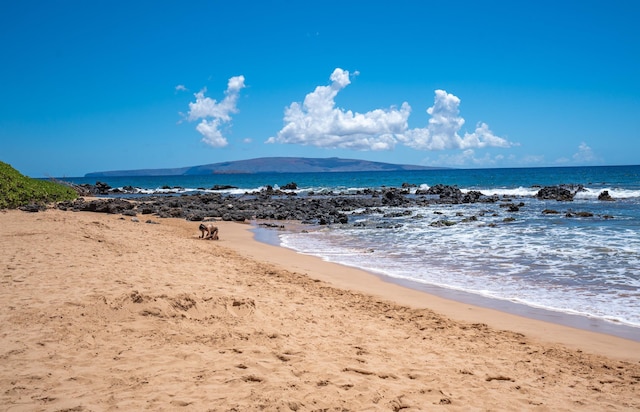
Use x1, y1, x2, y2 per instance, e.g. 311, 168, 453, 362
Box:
1, 0, 638, 177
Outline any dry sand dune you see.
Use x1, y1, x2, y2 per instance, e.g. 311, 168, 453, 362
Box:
1, 209, 639, 411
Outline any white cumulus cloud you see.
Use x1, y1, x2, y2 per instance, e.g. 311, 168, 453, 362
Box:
268, 69, 514, 155
187, 75, 246, 147
399, 90, 514, 150
572, 142, 595, 162
267, 68, 411, 151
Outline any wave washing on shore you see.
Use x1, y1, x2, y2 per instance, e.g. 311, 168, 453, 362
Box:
279, 199, 639, 328
62, 165, 640, 333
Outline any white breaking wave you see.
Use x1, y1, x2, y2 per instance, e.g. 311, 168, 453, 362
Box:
278, 200, 640, 329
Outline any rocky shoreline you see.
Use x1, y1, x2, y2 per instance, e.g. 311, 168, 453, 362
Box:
41, 182, 617, 226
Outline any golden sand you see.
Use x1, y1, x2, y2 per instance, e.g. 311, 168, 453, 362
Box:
1, 209, 639, 411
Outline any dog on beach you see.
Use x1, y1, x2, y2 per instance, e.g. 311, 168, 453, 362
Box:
199, 223, 219, 240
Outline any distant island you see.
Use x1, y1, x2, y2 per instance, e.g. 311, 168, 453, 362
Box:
85, 157, 444, 177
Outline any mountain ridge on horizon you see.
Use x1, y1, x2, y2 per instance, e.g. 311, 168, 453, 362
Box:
85, 157, 445, 177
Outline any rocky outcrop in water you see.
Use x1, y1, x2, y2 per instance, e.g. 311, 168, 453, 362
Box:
50, 182, 608, 226
598, 190, 614, 201
535, 185, 585, 201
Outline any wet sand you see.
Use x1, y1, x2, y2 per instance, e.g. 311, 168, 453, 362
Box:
251, 225, 640, 343
1, 209, 639, 411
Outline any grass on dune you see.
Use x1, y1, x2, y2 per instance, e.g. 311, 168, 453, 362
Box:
0, 161, 78, 209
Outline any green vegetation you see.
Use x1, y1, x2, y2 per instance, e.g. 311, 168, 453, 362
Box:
0, 161, 78, 209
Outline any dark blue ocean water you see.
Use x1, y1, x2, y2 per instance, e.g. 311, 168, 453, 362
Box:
60, 165, 640, 337
64, 165, 640, 195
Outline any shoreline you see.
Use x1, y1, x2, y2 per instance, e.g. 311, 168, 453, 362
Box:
3, 209, 640, 410
245, 222, 640, 361
252, 224, 640, 344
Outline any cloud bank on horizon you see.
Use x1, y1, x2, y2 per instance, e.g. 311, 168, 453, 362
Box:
186, 68, 517, 156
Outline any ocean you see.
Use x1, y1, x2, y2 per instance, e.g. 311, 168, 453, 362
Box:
60, 165, 640, 339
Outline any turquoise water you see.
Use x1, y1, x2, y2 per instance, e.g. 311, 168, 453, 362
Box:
61, 165, 640, 337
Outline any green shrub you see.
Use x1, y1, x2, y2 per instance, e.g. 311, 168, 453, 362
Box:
0, 161, 78, 209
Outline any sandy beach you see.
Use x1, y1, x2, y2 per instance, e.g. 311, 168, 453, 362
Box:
1, 208, 639, 411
